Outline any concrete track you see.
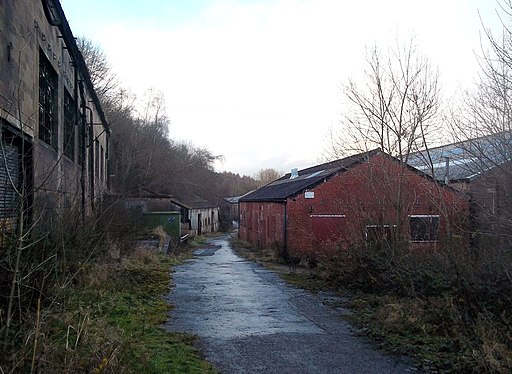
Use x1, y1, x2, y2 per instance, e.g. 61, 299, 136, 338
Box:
165, 236, 414, 373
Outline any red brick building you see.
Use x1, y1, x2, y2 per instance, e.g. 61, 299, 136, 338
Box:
408, 134, 512, 250
239, 150, 468, 259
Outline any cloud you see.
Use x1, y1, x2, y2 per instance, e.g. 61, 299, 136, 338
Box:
63, 0, 498, 175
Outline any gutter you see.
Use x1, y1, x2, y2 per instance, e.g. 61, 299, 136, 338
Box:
54, 1, 110, 133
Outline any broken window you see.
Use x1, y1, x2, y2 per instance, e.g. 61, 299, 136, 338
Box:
39, 51, 58, 149
409, 215, 439, 242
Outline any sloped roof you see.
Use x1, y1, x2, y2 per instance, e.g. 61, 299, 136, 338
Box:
56, 1, 109, 132
133, 188, 217, 210
224, 190, 256, 204
224, 196, 239, 204
170, 194, 218, 210
240, 149, 381, 202
408, 132, 512, 182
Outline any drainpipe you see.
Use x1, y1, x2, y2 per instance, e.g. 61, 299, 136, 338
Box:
84, 106, 95, 213
78, 81, 86, 220
237, 202, 241, 238
77, 100, 95, 215
283, 202, 287, 255
443, 156, 450, 185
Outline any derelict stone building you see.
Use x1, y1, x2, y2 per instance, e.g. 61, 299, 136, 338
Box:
0, 0, 109, 234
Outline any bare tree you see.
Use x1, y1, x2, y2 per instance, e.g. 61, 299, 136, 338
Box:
76, 37, 119, 107
329, 39, 443, 241
451, 1, 512, 153
332, 38, 441, 163
448, 1, 512, 249
255, 168, 282, 187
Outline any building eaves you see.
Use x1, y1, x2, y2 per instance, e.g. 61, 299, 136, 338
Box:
171, 195, 218, 210
224, 189, 256, 204
55, 1, 109, 133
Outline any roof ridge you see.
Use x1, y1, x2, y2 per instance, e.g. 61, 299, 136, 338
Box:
282, 148, 382, 177
241, 149, 382, 202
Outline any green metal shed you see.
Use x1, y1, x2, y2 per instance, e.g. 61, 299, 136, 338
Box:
143, 211, 181, 242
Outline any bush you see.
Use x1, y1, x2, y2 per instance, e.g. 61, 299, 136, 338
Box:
0, 198, 143, 369
321, 241, 512, 372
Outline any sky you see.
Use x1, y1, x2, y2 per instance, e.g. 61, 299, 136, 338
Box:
60, 0, 501, 176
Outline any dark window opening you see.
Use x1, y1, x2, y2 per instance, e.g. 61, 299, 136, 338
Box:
38, 51, 58, 149
63, 91, 75, 160
180, 207, 188, 224
365, 224, 396, 244
409, 215, 439, 242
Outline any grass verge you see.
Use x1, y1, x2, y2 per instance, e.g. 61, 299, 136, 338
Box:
3, 248, 216, 373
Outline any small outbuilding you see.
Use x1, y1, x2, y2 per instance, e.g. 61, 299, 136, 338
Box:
122, 188, 219, 239
239, 150, 468, 260
169, 195, 220, 237
221, 190, 255, 229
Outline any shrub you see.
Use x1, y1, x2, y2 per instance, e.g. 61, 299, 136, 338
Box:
321, 241, 512, 372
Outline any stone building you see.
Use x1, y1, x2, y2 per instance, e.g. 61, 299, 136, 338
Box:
0, 0, 109, 233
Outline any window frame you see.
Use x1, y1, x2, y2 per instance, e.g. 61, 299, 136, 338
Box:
409, 215, 440, 242
38, 51, 58, 150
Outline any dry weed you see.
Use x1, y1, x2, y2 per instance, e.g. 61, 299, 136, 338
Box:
472, 314, 512, 373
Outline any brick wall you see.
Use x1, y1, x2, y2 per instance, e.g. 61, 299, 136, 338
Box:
240, 154, 469, 260
468, 162, 512, 249
286, 155, 468, 258
239, 202, 285, 249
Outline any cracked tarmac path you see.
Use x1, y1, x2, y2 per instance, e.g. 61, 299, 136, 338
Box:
164, 236, 414, 373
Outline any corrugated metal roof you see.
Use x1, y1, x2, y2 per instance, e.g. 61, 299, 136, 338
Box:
240, 149, 381, 202
408, 132, 512, 182
224, 196, 240, 204
224, 190, 255, 204
171, 195, 217, 210
133, 188, 218, 210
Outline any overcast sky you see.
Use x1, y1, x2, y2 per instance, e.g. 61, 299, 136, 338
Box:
60, 0, 501, 176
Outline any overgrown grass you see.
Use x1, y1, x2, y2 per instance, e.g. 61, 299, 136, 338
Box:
1, 248, 216, 373
231, 237, 287, 264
